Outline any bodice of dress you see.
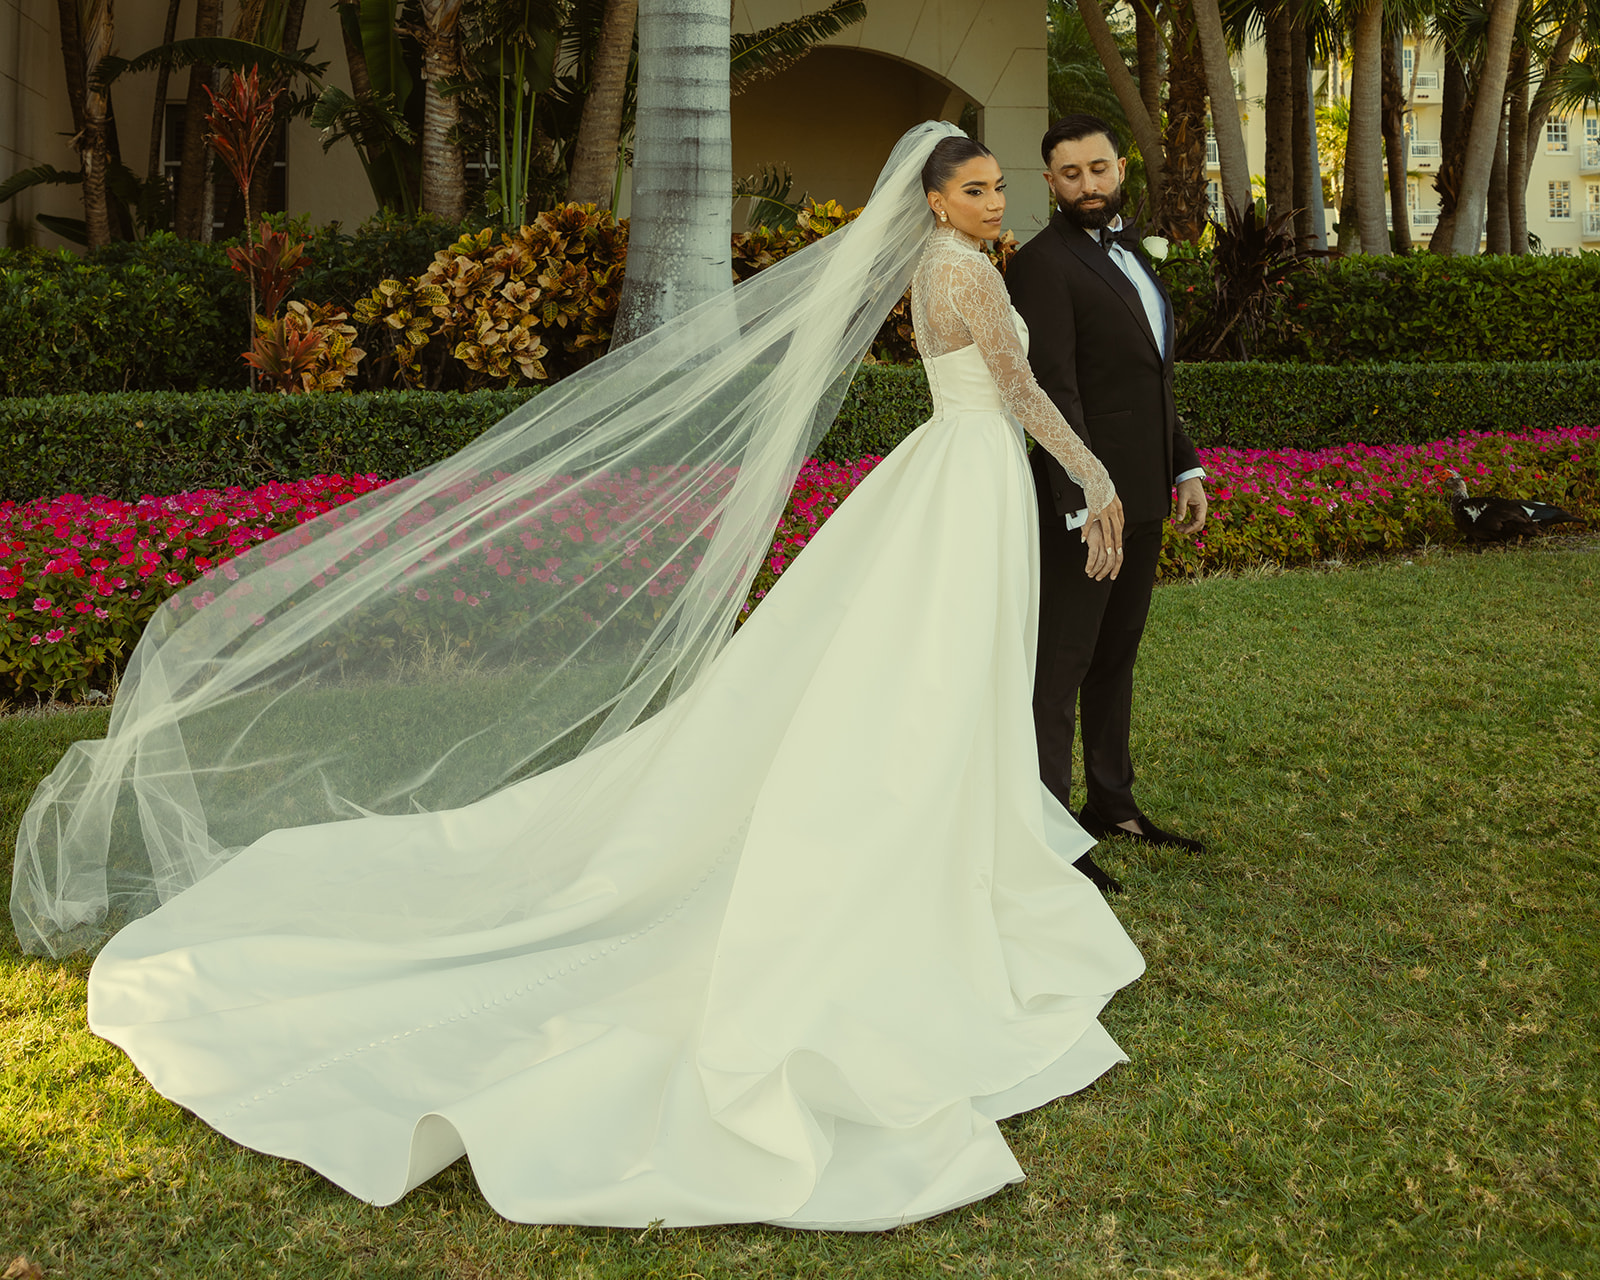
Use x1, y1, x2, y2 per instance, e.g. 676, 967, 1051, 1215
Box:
911, 226, 1115, 514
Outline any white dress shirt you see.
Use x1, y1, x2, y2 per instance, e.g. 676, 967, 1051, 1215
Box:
1063, 217, 1204, 531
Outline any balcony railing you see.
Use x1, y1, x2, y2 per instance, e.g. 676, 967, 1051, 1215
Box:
1388, 209, 1441, 232
1412, 70, 1441, 99
1582, 141, 1600, 171
1584, 211, 1600, 239
1410, 139, 1442, 158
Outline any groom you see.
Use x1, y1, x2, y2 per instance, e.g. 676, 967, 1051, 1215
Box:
1006, 114, 1208, 891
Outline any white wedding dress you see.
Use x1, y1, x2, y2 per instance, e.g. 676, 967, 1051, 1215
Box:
87, 226, 1145, 1231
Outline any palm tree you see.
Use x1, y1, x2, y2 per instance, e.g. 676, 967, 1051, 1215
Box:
1441, 0, 1521, 253
1194, 0, 1251, 218
1509, 0, 1588, 253
175, 0, 223, 239
418, 0, 467, 219
1347, 0, 1391, 254
566, 0, 639, 205
611, 0, 732, 344
1265, 1, 1298, 217
1164, 0, 1214, 240
1382, 28, 1411, 250
1077, 0, 1167, 212
144, 0, 183, 226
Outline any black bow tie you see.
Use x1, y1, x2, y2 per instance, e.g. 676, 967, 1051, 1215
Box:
1098, 224, 1142, 254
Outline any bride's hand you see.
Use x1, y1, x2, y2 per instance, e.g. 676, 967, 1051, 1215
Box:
1082, 496, 1125, 581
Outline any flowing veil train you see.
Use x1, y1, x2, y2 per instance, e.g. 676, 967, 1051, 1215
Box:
12, 122, 968, 958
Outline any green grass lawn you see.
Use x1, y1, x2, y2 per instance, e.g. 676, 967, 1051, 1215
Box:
3, 541, 1597, 1279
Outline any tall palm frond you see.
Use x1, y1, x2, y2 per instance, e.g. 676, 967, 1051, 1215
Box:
730, 0, 867, 92
90, 37, 326, 92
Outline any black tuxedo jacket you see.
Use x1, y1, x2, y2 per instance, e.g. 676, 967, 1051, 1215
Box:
1005, 209, 1200, 525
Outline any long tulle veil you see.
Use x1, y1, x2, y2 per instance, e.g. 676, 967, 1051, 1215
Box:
11, 121, 964, 956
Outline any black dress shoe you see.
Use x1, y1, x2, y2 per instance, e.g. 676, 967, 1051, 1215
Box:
1072, 851, 1125, 895
1077, 807, 1207, 855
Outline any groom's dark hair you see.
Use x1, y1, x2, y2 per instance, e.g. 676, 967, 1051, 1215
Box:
1041, 115, 1122, 165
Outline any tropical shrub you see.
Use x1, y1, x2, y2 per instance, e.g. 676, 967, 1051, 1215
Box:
245, 302, 367, 394
353, 205, 630, 390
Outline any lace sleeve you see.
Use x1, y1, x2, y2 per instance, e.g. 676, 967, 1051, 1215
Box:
920, 246, 1115, 514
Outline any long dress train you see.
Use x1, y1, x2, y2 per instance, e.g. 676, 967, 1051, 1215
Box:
85, 225, 1145, 1230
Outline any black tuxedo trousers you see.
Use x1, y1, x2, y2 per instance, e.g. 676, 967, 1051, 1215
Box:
1030, 450, 1161, 823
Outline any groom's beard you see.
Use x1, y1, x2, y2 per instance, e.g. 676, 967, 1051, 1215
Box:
1058, 184, 1125, 231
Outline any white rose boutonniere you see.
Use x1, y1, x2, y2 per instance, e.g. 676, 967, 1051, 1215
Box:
1141, 235, 1169, 262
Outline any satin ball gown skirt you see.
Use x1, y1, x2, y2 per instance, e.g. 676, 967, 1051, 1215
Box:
87, 343, 1145, 1230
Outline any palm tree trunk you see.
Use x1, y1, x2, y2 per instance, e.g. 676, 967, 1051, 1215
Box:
1291, 26, 1319, 248
1077, 0, 1165, 212
174, 0, 222, 239
1135, 0, 1162, 129
611, 0, 732, 345
1161, 0, 1210, 243
1444, 0, 1519, 256
1264, 1, 1295, 219
1383, 31, 1411, 253
1486, 100, 1510, 253
1192, 0, 1249, 219
76, 0, 115, 250
1429, 46, 1470, 250
567, 0, 638, 206
419, 0, 466, 220
1348, 0, 1389, 255
1514, 9, 1582, 248
144, 0, 182, 202
1507, 46, 1530, 253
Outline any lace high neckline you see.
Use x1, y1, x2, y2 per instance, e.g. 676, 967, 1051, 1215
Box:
930, 225, 986, 253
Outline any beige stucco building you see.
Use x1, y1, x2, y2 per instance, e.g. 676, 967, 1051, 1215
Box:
1213, 34, 1598, 254
2, 0, 1052, 252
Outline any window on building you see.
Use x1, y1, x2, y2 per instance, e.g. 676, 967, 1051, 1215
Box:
1551, 247, 1576, 256
1546, 119, 1570, 153
1587, 117, 1598, 142
1205, 180, 1222, 220
1589, 182, 1600, 211
1402, 47, 1414, 81
1549, 180, 1572, 219
1406, 179, 1418, 209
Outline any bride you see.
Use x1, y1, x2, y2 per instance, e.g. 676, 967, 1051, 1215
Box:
12, 123, 1145, 1231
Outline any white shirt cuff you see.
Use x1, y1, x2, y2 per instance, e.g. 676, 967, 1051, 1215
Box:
1062, 469, 1208, 529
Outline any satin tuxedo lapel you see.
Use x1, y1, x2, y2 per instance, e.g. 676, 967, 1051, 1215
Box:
1053, 220, 1161, 357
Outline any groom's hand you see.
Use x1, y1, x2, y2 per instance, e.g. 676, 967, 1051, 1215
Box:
1174, 477, 1208, 536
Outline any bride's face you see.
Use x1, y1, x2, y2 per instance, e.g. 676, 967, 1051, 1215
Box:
927, 157, 1007, 240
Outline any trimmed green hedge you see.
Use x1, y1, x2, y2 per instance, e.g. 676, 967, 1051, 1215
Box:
820, 360, 1600, 458
3, 360, 1597, 502
1157, 251, 1600, 364
0, 390, 534, 501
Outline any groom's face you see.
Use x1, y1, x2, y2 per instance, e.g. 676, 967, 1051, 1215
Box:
1044, 134, 1127, 230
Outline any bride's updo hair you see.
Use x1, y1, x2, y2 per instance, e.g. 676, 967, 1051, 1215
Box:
920, 135, 995, 196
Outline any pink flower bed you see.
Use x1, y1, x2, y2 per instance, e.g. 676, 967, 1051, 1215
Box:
3, 427, 1595, 703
